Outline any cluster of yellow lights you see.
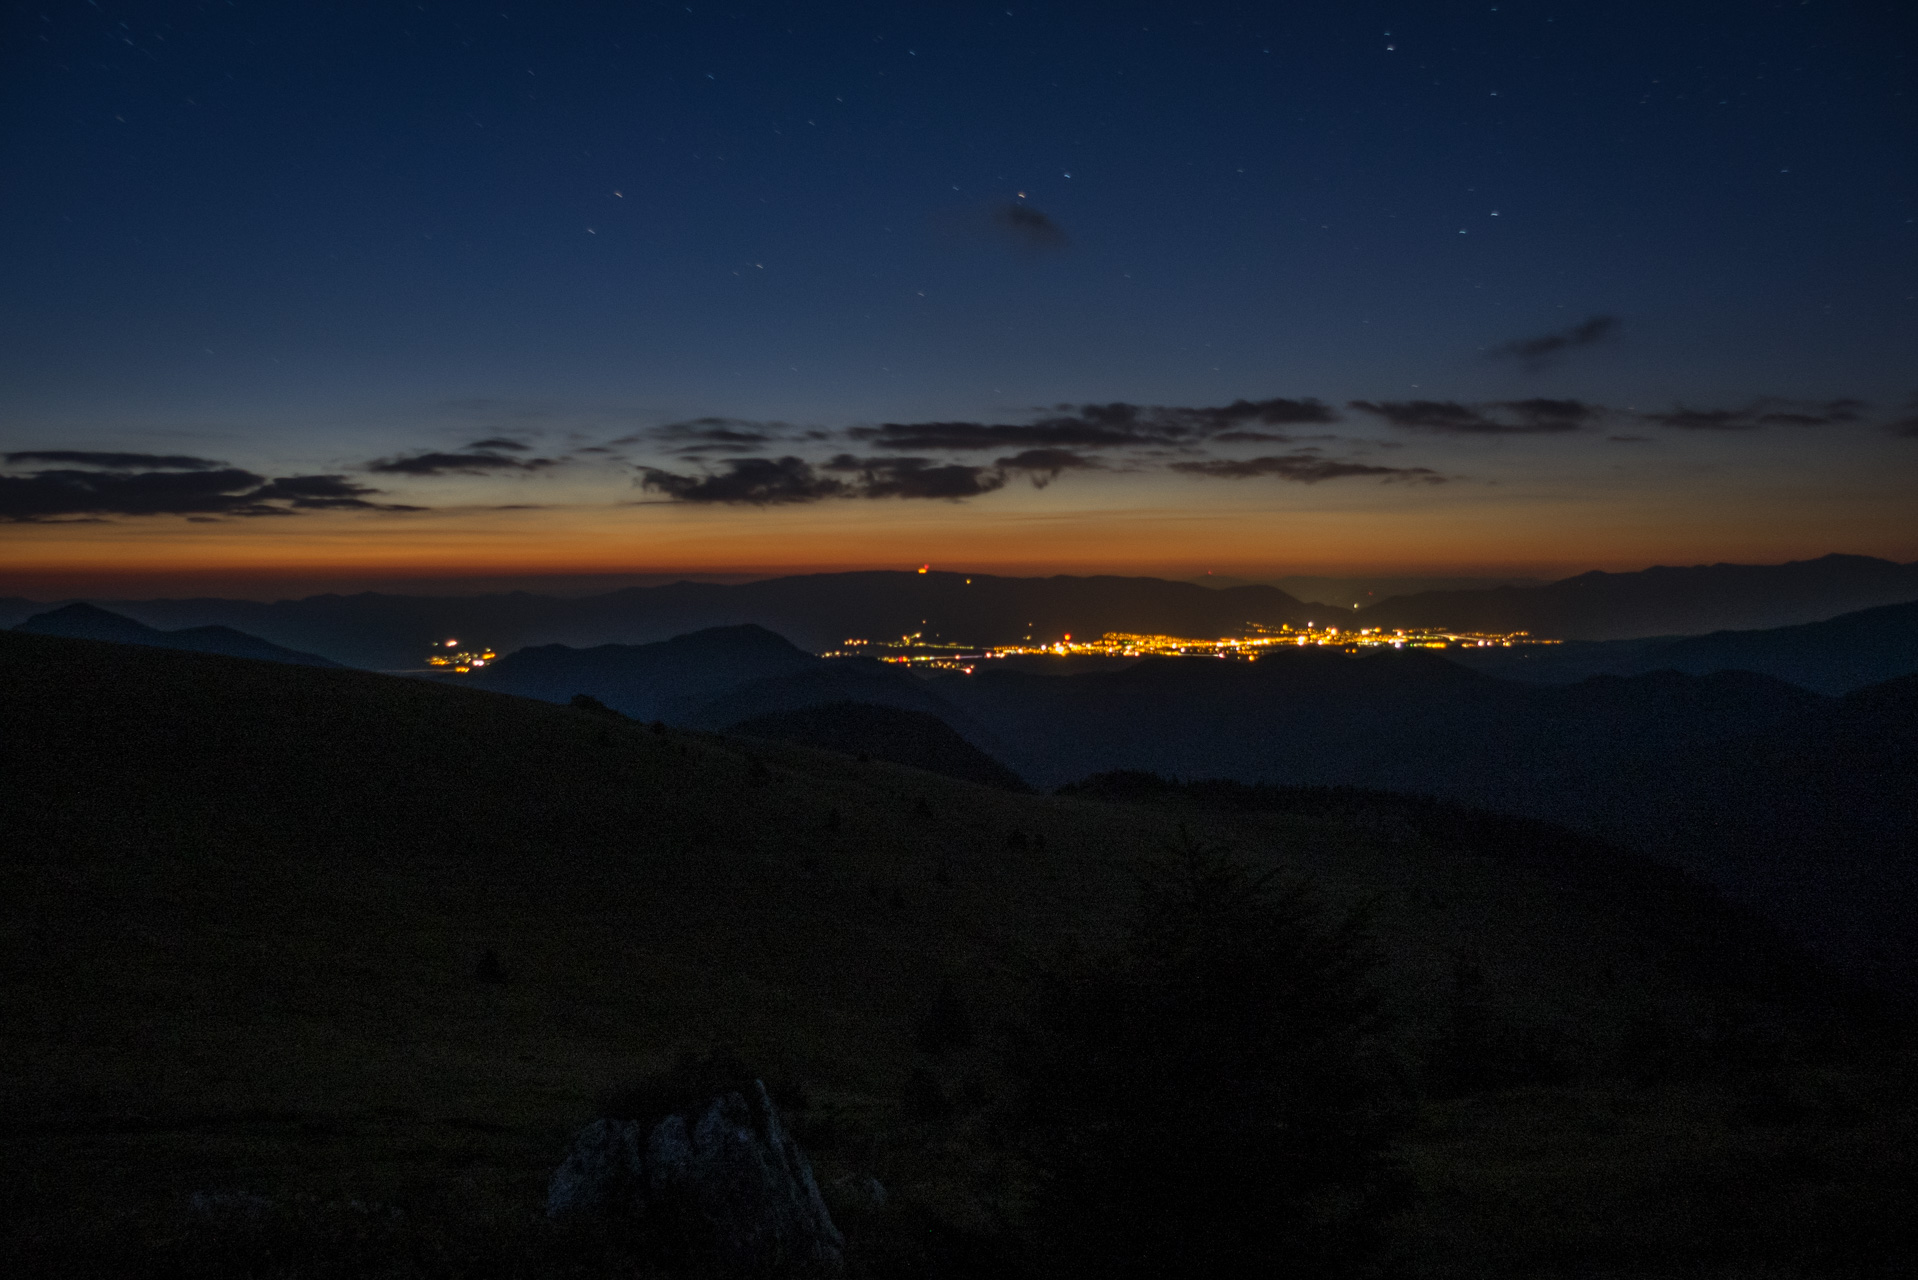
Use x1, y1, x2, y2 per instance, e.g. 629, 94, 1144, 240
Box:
825, 623, 1556, 671
823, 632, 982, 672
423, 638, 497, 673
991, 623, 1559, 659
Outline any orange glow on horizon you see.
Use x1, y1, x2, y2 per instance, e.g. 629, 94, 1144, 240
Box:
3, 478, 1914, 599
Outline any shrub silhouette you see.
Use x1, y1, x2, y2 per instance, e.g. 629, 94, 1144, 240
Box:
1007, 830, 1411, 1279
568, 692, 619, 717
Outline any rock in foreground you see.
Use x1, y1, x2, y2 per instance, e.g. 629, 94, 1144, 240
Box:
548, 1080, 843, 1278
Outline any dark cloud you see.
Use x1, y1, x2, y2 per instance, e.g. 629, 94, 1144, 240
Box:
992, 202, 1068, 250
1180, 397, 1341, 428
612, 418, 792, 454
0, 458, 412, 521
1638, 399, 1865, 431
850, 419, 1151, 451
1608, 435, 1654, 444
3, 450, 225, 470
1497, 398, 1603, 429
1350, 399, 1592, 433
1211, 430, 1295, 443
1640, 408, 1754, 431
638, 456, 846, 505
994, 448, 1107, 487
641, 453, 1011, 504
845, 397, 1339, 454
367, 450, 557, 475
1170, 453, 1443, 484
251, 474, 414, 511
1488, 315, 1621, 368
466, 437, 532, 451
1756, 398, 1867, 426
825, 454, 1007, 500
1890, 416, 1918, 439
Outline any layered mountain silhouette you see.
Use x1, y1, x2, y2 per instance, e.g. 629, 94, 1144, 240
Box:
466, 624, 816, 719
14, 555, 1914, 670
1453, 596, 1918, 694
475, 627, 1915, 985
1623, 598, 1918, 693
922, 654, 1916, 984
13, 602, 341, 668
1357, 553, 1918, 640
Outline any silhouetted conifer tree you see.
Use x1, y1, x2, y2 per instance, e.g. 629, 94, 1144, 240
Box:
1008, 830, 1411, 1279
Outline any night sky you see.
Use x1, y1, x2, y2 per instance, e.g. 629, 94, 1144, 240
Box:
3, 1, 1915, 594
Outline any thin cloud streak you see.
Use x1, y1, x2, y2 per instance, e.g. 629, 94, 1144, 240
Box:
1488, 315, 1621, 369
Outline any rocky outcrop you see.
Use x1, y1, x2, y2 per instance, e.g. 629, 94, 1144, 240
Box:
546, 1116, 646, 1220
548, 1080, 843, 1278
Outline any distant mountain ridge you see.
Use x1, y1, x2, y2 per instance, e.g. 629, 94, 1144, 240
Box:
13, 602, 342, 668
1625, 598, 1918, 693
1449, 596, 1918, 694
1357, 553, 1918, 640
26, 571, 1315, 669
467, 624, 816, 720
9, 553, 1914, 666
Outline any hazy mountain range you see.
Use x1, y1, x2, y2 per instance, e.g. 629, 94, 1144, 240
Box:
12, 601, 341, 668
1458, 597, 1918, 694
1356, 553, 1918, 640
4, 553, 1914, 669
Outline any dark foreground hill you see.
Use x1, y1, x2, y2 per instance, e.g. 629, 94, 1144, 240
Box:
1357, 553, 1918, 640
927, 651, 1918, 986
729, 701, 1031, 791
14, 601, 342, 668
453, 626, 1918, 982
3, 631, 1909, 1276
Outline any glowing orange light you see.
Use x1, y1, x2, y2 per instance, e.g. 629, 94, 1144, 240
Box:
917, 564, 928, 574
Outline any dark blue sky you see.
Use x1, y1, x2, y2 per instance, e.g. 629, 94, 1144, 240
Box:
2, 1, 1914, 589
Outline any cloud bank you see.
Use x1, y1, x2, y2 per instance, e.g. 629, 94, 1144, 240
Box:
12, 387, 1899, 522
0, 453, 411, 521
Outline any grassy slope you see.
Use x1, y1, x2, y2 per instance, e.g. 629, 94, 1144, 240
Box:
1, 631, 1909, 1274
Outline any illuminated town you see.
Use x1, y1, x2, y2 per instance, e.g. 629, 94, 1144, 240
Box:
825, 624, 1559, 672
424, 639, 496, 673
